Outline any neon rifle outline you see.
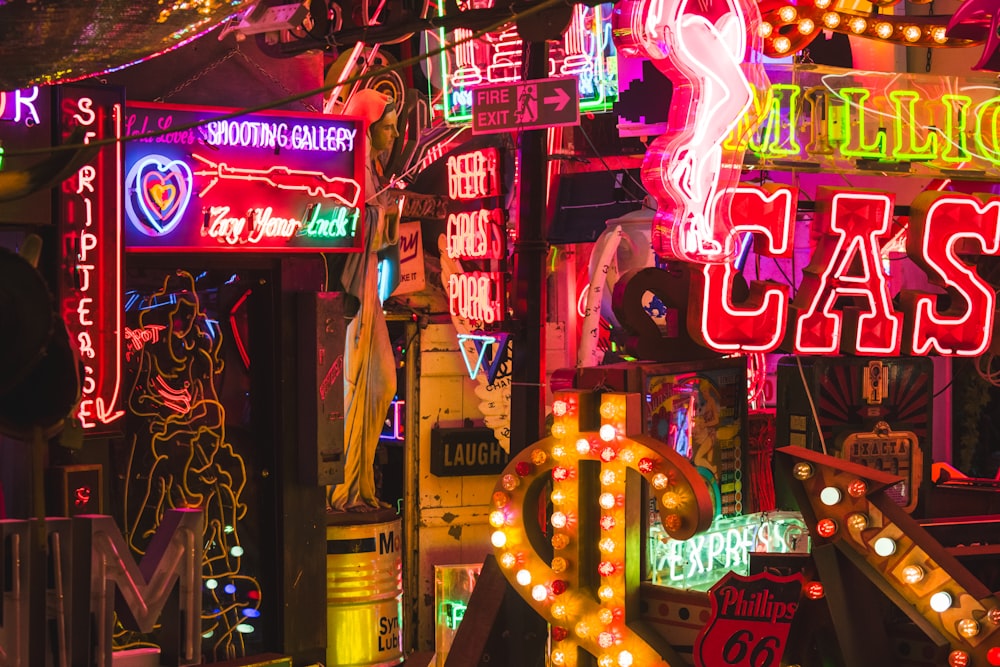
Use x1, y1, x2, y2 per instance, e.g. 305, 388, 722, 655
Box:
191, 152, 362, 208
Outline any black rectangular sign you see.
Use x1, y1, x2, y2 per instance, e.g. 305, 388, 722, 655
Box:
430, 427, 508, 477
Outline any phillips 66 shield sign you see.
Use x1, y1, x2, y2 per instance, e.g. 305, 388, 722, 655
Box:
694, 571, 802, 667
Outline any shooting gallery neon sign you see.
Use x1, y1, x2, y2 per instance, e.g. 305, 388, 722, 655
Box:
124, 102, 364, 252
58, 85, 125, 430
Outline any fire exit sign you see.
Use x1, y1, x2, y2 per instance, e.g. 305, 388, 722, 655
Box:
471, 76, 580, 135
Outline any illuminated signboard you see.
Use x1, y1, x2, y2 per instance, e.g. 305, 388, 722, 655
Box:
58, 85, 126, 431
435, 3, 618, 123
680, 184, 1000, 357
124, 102, 365, 252
446, 209, 505, 261
734, 63, 1000, 180
0, 86, 53, 225
445, 146, 506, 324
648, 511, 809, 591
491, 390, 714, 667
448, 271, 505, 323
447, 147, 501, 200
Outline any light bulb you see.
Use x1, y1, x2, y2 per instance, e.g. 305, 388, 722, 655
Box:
516, 569, 532, 586
778, 5, 796, 22
820, 486, 842, 506
792, 462, 814, 480
901, 564, 924, 584
491, 531, 507, 548
873, 537, 897, 557
798, 19, 815, 35
930, 591, 953, 612
822, 12, 841, 28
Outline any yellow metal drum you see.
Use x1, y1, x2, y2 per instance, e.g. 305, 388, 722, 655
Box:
326, 518, 404, 667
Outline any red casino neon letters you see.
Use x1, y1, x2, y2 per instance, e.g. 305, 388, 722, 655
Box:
689, 185, 1000, 356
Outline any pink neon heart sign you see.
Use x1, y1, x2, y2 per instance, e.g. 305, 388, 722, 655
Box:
125, 155, 193, 237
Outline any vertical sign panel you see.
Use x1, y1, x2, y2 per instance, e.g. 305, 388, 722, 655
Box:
58, 84, 125, 432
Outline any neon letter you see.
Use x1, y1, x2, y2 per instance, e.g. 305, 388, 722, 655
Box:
901, 191, 1000, 356
689, 184, 795, 352
791, 187, 902, 355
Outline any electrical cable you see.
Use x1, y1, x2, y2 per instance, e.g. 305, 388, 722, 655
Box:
4, 0, 569, 158
576, 124, 652, 209
796, 355, 827, 455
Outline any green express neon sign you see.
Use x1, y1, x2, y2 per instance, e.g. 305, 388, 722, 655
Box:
649, 512, 809, 591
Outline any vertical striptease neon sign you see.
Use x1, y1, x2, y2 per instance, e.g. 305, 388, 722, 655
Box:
613, 0, 768, 263
58, 85, 125, 430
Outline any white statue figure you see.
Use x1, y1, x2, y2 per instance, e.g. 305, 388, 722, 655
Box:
328, 89, 401, 512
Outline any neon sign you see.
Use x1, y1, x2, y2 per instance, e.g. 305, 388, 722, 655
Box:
676, 185, 1000, 357
447, 148, 501, 200
728, 64, 1000, 180
0, 87, 54, 226
124, 102, 364, 252
436, 3, 618, 123
613, 0, 769, 263
58, 85, 125, 430
448, 271, 505, 324
648, 511, 809, 591
0, 86, 41, 125
446, 208, 505, 260
491, 390, 714, 667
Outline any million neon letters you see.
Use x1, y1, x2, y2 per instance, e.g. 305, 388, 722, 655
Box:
58, 86, 125, 430
727, 64, 1000, 179
125, 102, 364, 252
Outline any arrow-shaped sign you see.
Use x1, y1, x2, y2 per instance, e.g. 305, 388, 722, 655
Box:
543, 86, 570, 112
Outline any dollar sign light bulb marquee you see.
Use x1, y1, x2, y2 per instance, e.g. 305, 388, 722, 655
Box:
490, 390, 715, 667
